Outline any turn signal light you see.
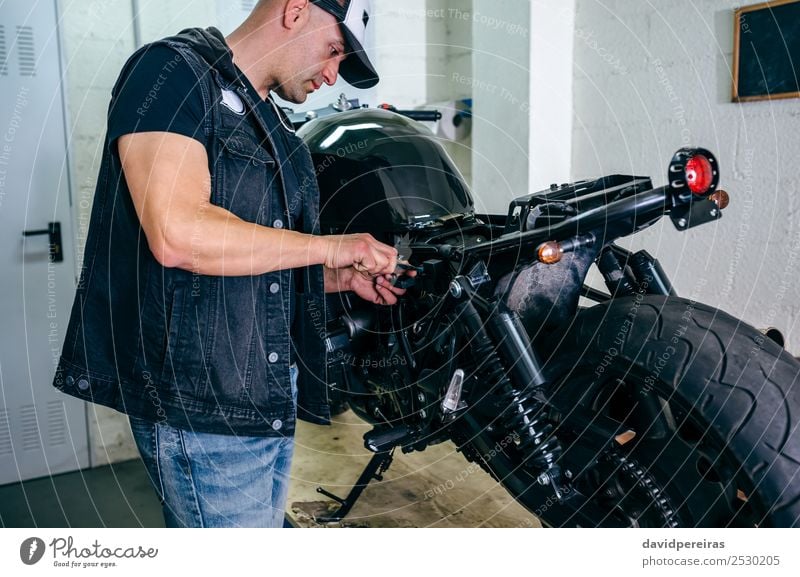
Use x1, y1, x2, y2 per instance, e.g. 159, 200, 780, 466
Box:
709, 189, 730, 210
538, 241, 563, 264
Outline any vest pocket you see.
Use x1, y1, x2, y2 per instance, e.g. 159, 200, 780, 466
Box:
221, 133, 275, 166
204, 275, 260, 407
215, 130, 278, 226
160, 283, 187, 384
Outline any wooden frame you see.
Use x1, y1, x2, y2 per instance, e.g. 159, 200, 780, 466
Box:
732, 0, 800, 102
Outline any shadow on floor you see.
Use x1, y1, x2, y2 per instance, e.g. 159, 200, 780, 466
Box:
0, 459, 164, 528
0, 459, 301, 528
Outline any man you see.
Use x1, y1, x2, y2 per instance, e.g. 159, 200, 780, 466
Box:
54, 0, 407, 527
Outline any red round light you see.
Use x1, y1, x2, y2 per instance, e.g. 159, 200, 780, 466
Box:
685, 155, 713, 194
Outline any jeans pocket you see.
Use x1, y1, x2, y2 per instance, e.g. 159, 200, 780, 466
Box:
128, 417, 165, 502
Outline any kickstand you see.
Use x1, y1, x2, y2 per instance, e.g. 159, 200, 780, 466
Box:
315, 450, 395, 523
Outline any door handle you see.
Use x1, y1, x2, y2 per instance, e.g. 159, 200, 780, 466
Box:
23, 221, 63, 263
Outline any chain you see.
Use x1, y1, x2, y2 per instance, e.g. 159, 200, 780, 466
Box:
605, 449, 680, 527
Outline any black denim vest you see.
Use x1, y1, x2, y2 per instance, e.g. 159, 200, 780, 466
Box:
54, 28, 330, 436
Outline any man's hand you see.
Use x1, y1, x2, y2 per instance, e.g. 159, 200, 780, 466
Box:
320, 233, 398, 277
325, 266, 416, 305
349, 270, 406, 305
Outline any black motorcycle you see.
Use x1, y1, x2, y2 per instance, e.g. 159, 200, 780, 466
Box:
293, 102, 800, 528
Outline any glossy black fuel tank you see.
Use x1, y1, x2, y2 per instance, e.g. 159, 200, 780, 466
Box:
298, 108, 474, 233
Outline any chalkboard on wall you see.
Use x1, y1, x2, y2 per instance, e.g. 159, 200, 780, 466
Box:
733, 0, 800, 102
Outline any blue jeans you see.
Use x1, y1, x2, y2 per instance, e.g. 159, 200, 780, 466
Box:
129, 365, 298, 528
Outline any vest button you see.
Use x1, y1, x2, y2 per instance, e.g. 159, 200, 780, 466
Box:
272, 219, 284, 229
66, 376, 75, 386
268, 352, 279, 363
77, 378, 90, 391
271, 419, 283, 431
269, 283, 280, 294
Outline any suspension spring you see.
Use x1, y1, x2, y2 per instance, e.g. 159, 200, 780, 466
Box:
501, 386, 563, 476
460, 301, 563, 483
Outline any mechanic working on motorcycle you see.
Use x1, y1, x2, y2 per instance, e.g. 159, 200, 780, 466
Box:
53, 0, 409, 527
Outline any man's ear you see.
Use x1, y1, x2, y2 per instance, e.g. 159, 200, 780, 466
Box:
282, 0, 311, 30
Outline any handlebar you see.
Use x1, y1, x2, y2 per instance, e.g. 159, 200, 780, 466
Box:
378, 104, 442, 123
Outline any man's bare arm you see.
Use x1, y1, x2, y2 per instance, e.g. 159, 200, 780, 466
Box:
118, 131, 398, 276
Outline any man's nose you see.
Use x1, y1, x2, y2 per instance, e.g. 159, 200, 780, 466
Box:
322, 60, 340, 86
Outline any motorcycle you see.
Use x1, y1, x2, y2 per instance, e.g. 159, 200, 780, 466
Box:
291, 97, 800, 527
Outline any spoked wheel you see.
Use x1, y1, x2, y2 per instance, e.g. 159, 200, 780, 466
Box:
456, 296, 800, 527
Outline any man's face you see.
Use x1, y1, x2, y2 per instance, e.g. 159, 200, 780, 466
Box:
276, 6, 347, 104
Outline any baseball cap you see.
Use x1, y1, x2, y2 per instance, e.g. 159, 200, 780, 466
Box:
310, 0, 379, 88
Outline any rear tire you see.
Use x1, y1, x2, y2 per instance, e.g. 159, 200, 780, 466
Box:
457, 296, 800, 527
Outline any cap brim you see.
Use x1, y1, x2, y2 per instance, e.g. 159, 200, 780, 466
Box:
339, 25, 379, 89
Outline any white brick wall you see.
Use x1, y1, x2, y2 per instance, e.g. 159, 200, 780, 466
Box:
60, 0, 135, 272
530, 1, 574, 193
134, 0, 217, 44
471, 0, 531, 215
572, 0, 800, 352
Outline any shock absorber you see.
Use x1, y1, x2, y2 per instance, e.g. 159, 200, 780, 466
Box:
458, 298, 564, 494
503, 391, 563, 493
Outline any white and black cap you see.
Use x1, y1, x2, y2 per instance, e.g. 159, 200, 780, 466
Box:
310, 0, 379, 88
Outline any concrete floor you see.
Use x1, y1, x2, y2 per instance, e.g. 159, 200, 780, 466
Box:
0, 410, 539, 528
0, 459, 164, 528
289, 410, 539, 528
